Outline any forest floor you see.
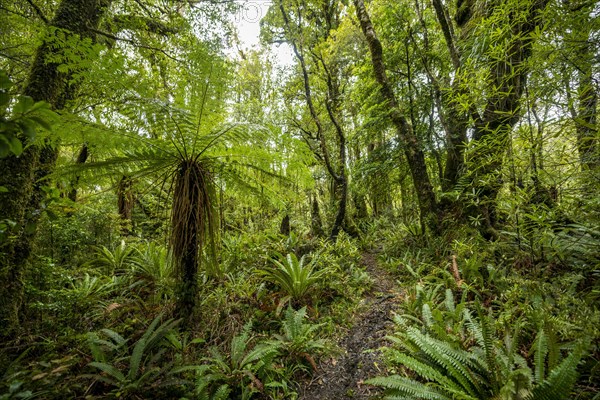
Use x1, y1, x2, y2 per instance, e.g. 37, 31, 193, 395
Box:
298, 251, 403, 400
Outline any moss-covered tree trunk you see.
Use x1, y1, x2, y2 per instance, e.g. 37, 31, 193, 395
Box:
0, 0, 112, 332
467, 0, 548, 238
430, 0, 548, 237
572, 25, 599, 171
353, 0, 439, 232
117, 175, 134, 236
311, 194, 324, 237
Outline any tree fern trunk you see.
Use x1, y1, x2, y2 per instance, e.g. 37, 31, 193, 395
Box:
67, 143, 89, 202
117, 175, 134, 236
171, 160, 215, 321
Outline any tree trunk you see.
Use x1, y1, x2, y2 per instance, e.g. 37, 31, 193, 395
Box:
467, 0, 547, 238
352, 145, 368, 221
0, 0, 112, 332
67, 143, 89, 202
117, 175, 134, 236
329, 176, 347, 241
311, 194, 324, 237
171, 161, 214, 322
279, 214, 291, 236
574, 40, 599, 171
353, 0, 439, 231
429, 0, 469, 191
277, 0, 349, 241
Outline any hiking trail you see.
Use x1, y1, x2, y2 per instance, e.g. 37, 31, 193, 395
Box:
298, 251, 403, 400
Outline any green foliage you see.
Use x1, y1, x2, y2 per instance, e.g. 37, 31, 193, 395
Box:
259, 253, 326, 306
0, 70, 56, 158
87, 242, 138, 275
0, 381, 44, 400
69, 273, 119, 300
85, 314, 187, 398
370, 304, 585, 400
2, 0, 600, 397
267, 307, 327, 373
129, 242, 175, 300
497, 190, 600, 272
195, 323, 281, 400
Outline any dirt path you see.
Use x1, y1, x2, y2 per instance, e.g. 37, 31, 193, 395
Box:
298, 251, 402, 400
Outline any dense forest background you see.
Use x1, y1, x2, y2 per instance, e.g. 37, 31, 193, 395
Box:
0, 0, 599, 398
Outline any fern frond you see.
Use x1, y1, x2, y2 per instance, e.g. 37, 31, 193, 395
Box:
386, 351, 461, 391
366, 375, 452, 400
100, 328, 127, 347
422, 303, 434, 328
212, 384, 232, 400
533, 328, 548, 383
527, 345, 582, 400
444, 289, 455, 313
89, 361, 126, 383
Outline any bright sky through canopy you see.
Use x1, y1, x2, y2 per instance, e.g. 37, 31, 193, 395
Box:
231, 0, 294, 65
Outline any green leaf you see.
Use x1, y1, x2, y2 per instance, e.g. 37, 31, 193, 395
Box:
18, 120, 37, 140
13, 96, 34, 115
366, 375, 452, 399
527, 345, 582, 400
89, 361, 126, 383
0, 92, 10, 109
8, 135, 23, 156
30, 116, 53, 131
0, 71, 11, 90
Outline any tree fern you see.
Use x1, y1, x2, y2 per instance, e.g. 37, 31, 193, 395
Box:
64, 77, 296, 318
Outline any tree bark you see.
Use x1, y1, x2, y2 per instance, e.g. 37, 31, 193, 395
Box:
353, 0, 439, 230
0, 0, 112, 332
572, 34, 599, 171
117, 175, 134, 236
277, 0, 349, 241
467, 0, 548, 238
311, 194, 324, 237
429, 0, 474, 191
279, 214, 291, 236
67, 143, 89, 202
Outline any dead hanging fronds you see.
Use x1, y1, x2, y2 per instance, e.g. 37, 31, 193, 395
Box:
170, 159, 218, 315
450, 255, 464, 287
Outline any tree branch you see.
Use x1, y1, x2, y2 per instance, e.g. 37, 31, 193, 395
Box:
278, 0, 341, 183
90, 29, 183, 62
431, 0, 460, 69
25, 0, 49, 24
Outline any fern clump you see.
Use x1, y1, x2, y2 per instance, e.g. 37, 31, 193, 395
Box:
195, 322, 282, 400
267, 306, 328, 373
369, 304, 585, 400
259, 253, 327, 308
84, 314, 190, 398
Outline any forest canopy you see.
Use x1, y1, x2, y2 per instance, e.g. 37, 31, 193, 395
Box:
0, 0, 599, 398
